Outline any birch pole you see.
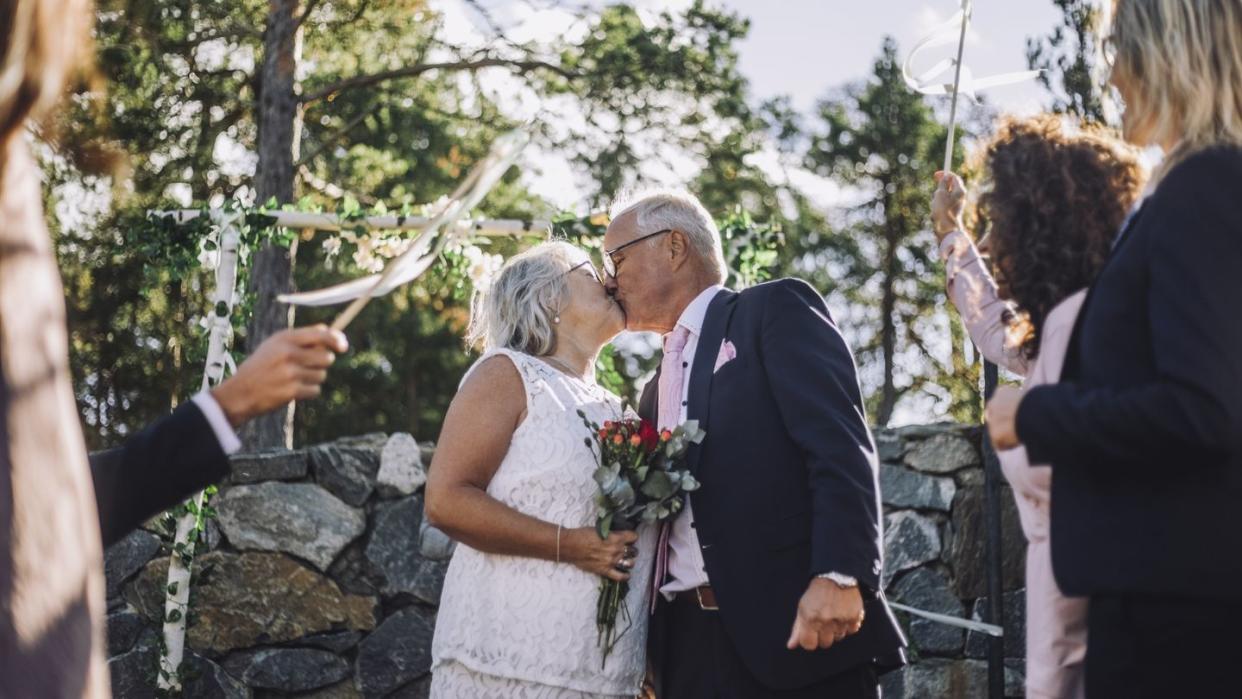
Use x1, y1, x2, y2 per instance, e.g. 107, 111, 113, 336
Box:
157, 211, 243, 691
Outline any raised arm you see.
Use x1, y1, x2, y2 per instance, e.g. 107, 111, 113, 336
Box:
933, 172, 1030, 375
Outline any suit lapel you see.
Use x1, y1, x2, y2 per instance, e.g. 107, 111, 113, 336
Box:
685, 289, 737, 475
639, 365, 661, 423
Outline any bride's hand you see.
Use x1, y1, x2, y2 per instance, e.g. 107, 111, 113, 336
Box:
563, 527, 640, 582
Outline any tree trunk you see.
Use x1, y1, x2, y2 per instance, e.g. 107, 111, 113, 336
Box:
244, 0, 304, 449
876, 196, 900, 426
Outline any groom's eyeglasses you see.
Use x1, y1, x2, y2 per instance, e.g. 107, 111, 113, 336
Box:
602, 229, 673, 279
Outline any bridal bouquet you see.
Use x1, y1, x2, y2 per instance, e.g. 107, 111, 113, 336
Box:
576, 410, 705, 666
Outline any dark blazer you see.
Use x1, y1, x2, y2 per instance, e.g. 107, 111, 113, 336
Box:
1017, 146, 1242, 601
90, 400, 231, 548
641, 278, 905, 691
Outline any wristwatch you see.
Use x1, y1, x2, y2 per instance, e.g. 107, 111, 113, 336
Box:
816, 572, 859, 588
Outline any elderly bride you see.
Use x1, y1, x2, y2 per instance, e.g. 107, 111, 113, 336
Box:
427, 240, 656, 698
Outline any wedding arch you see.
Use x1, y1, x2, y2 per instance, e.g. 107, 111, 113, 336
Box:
145, 130, 567, 690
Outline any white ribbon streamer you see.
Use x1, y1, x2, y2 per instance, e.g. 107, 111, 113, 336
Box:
889, 601, 1005, 637
278, 128, 530, 309
902, 1, 1041, 103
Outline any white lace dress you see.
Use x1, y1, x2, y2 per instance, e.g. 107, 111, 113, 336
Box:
430, 349, 656, 699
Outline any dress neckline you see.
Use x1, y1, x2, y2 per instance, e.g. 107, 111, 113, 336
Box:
528, 355, 600, 389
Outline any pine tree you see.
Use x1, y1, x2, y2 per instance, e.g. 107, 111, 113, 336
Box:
1026, 0, 1109, 124
803, 37, 978, 425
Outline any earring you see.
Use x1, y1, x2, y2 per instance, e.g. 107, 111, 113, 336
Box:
554, 316, 561, 324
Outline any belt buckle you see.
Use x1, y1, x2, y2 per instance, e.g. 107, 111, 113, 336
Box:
695, 587, 719, 611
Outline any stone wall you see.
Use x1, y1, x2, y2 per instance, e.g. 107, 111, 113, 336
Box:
875, 424, 1027, 699
102, 425, 1027, 698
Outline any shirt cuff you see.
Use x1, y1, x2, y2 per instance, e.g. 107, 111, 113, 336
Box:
191, 391, 243, 455
816, 572, 859, 588
938, 230, 967, 261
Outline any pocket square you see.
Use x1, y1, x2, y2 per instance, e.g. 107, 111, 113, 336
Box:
714, 339, 737, 373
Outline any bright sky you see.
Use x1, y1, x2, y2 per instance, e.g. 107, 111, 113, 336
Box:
730, 0, 1060, 115
434, 0, 1067, 209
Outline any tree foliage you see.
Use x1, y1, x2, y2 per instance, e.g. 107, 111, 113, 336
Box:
802, 38, 979, 425
52, 0, 785, 446
1026, 0, 1109, 124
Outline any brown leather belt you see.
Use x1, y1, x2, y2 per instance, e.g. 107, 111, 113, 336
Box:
674, 585, 719, 611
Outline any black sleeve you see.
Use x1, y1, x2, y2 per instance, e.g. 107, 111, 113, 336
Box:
760, 279, 883, 589
1017, 153, 1242, 470
90, 401, 231, 548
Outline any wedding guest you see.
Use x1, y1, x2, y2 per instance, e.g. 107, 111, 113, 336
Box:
89, 325, 348, 547
986, 1, 1242, 695
931, 114, 1145, 698
1, 1, 346, 695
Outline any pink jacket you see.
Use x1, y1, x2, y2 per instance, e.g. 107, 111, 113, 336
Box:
941, 231, 1087, 699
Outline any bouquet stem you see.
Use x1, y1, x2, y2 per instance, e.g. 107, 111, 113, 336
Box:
596, 577, 633, 668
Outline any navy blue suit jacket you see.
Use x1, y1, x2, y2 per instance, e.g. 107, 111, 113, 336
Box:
90, 401, 229, 548
640, 278, 905, 690
1017, 147, 1242, 601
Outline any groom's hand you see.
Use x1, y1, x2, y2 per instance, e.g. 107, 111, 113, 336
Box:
786, 578, 865, 651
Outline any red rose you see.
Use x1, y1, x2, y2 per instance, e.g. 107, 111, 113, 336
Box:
638, 420, 660, 451
598, 428, 609, 440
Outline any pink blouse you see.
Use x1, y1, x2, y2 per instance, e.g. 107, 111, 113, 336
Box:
941, 231, 1088, 699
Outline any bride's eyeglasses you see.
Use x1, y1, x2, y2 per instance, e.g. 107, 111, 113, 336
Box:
565, 258, 604, 286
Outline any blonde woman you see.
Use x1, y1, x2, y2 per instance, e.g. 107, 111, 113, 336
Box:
426, 241, 656, 698
985, 1, 1242, 696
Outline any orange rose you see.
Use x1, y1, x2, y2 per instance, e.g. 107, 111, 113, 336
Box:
629, 434, 642, 447
612, 433, 624, 445
660, 429, 672, 442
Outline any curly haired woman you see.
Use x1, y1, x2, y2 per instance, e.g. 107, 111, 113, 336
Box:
929, 114, 1146, 699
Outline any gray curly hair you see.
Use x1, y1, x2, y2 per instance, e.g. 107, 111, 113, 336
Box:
466, 240, 588, 355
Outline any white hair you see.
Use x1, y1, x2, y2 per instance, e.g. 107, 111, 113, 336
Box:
466, 241, 586, 355
610, 189, 727, 283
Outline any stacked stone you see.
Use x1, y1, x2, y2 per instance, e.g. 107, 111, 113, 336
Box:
875, 424, 1028, 699
102, 424, 1029, 698
103, 432, 450, 698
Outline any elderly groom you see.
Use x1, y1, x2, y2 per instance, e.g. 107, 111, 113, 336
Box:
603, 191, 905, 698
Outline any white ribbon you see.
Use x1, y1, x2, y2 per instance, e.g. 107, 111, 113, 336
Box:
889, 601, 1004, 637
278, 128, 531, 308
902, 0, 1041, 103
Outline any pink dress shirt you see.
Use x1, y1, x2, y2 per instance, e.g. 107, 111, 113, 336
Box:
660, 284, 723, 598
941, 231, 1087, 699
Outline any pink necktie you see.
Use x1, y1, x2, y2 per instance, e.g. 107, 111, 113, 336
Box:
652, 325, 691, 613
